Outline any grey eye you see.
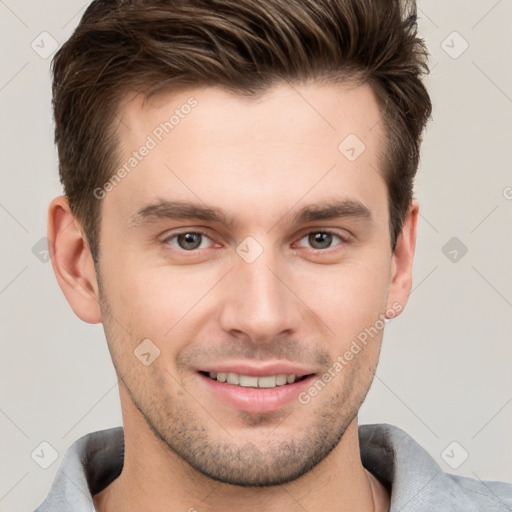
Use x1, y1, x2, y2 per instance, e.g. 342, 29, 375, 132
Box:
297, 231, 342, 250
308, 232, 333, 249
166, 232, 210, 250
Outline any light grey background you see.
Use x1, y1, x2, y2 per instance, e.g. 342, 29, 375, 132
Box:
1, 1, 511, 510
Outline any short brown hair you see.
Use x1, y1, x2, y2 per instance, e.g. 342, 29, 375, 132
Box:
52, 0, 432, 261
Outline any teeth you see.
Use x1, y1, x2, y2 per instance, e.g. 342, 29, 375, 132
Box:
207, 372, 301, 388
258, 376, 277, 388
276, 374, 287, 385
239, 375, 259, 387
227, 372, 239, 385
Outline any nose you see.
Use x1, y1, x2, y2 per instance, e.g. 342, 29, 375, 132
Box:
218, 246, 300, 345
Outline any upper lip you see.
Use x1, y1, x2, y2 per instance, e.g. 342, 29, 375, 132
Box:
197, 362, 316, 378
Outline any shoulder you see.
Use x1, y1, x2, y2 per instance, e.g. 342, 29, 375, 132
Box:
358, 423, 512, 511
34, 426, 124, 512
446, 472, 512, 509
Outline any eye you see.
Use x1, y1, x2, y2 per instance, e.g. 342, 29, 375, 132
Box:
296, 230, 345, 250
164, 231, 213, 251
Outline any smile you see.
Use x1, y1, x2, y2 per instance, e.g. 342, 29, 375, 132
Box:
202, 371, 309, 388
197, 369, 316, 413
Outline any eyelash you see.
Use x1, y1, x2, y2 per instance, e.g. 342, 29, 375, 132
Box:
162, 229, 350, 253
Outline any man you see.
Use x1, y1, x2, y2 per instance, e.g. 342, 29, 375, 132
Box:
36, 0, 512, 511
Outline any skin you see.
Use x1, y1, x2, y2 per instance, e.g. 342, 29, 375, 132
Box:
48, 81, 418, 512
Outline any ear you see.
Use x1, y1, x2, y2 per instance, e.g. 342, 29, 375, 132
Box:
386, 200, 419, 316
48, 196, 102, 324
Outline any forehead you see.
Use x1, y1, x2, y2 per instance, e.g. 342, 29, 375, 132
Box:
117, 80, 384, 156
107, 81, 388, 230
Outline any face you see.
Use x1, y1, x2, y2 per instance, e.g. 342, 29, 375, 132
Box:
94, 81, 408, 486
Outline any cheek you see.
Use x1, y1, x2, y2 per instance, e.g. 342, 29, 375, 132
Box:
300, 257, 391, 337
104, 261, 218, 337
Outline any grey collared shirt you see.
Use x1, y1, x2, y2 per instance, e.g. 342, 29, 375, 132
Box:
34, 423, 512, 511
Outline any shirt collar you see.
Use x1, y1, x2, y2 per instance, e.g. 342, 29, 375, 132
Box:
37, 423, 481, 512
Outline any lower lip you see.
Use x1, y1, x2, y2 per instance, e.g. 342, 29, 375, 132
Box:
198, 373, 315, 413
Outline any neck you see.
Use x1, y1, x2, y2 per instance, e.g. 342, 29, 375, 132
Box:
94, 397, 385, 512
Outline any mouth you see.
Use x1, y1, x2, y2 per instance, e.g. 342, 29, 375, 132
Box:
197, 367, 316, 413
199, 371, 310, 388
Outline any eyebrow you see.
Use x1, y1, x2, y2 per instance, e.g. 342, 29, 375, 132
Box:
291, 199, 372, 224
130, 200, 236, 229
129, 198, 372, 229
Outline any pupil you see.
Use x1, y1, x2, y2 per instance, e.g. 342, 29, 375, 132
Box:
309, 232, 332, 249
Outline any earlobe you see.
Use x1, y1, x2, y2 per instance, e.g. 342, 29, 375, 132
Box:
386, 200, 419, 315
48, 196, 102, 324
